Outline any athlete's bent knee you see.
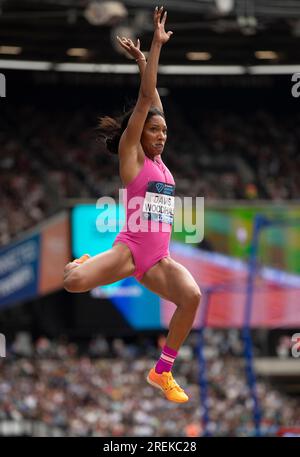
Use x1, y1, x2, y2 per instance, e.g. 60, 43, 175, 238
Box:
184, 287, 201, 311
192, 287, 201, 308
64, 269, 87, 293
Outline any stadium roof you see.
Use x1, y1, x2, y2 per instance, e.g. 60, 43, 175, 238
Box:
1, 0, 300, 69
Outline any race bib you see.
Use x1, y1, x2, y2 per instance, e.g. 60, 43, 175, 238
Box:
142, 181, 175, 225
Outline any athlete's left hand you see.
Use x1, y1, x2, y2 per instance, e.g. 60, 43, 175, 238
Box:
153, 6, 173, 45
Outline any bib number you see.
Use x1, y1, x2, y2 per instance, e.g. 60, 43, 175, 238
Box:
142, 181, 175, 225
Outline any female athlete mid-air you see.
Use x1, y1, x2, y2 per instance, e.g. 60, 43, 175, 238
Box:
64, 6, 201, 403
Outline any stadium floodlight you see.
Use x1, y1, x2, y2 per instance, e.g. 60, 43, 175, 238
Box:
66, 48, 89, 57
215, 0, 234, 15
84, 1, 128, 26
255, 50, 278, 60
0, 46, 22, 55
186, 52, 212, 61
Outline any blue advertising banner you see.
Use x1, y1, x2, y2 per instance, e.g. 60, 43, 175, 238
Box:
0, 234, 40, 309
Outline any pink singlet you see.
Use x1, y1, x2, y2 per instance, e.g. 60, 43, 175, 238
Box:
114, 155, 175, 280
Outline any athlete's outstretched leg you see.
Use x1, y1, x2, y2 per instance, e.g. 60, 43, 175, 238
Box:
140, 257, 201, 350
64, 243, 135, 293
139, 257, 201, 403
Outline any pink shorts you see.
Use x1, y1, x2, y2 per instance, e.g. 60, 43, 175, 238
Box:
114, 232, 171, 281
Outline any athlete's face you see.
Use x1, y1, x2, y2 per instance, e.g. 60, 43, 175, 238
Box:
141, 115, 167, 158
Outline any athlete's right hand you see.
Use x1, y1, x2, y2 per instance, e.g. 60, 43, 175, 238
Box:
153, 6, 173, 45
116, 36, 145, 62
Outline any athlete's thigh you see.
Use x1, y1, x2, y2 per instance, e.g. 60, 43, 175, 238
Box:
139, 257, 200, 304
76, 243, 135, 290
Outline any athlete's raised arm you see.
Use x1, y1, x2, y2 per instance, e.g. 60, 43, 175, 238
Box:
118, 6, 172, 184
117, 36, 164, 113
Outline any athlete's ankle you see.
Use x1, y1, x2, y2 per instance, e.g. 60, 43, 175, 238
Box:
155, 344, 178, 374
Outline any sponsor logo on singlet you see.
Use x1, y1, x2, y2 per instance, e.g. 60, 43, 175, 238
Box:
142, 181, 175, 225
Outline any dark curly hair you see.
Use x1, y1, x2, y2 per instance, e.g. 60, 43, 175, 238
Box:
98, 106, 165, 155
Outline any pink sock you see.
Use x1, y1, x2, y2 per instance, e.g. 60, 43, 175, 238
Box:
155, 345, 178, 374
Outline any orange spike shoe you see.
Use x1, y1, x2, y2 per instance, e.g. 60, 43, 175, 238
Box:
74, 254, 91, 264
147, 368, 189, 403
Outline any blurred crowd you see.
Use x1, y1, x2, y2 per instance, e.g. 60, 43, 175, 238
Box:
182, 108, 300, 200
1, 99, 300, 246
0, 329, 299, 437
